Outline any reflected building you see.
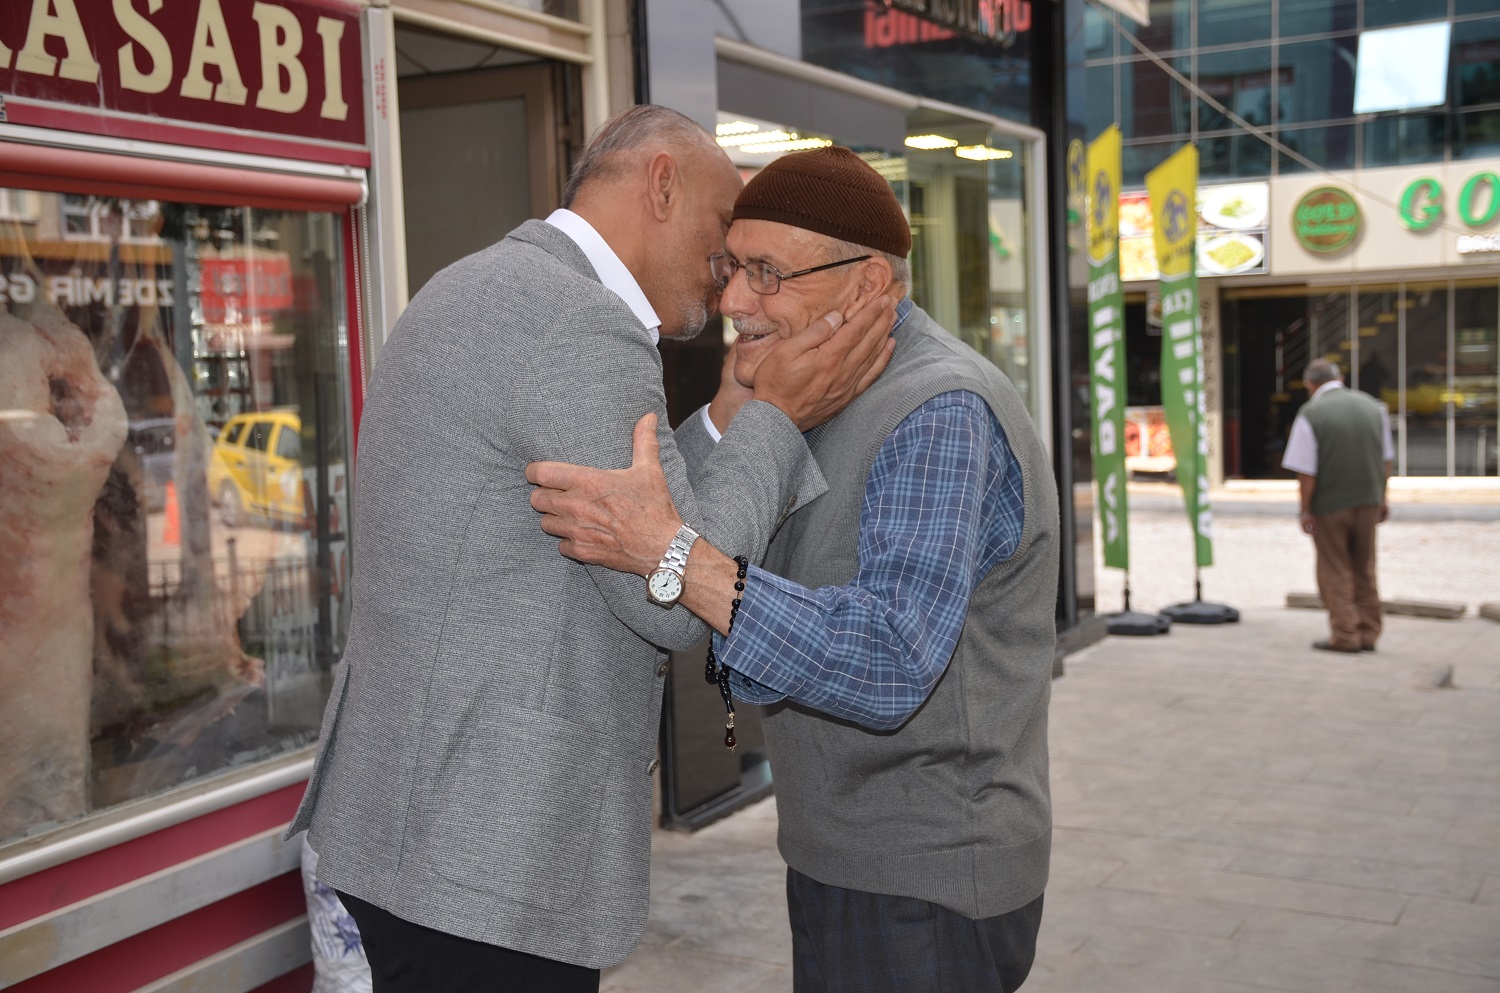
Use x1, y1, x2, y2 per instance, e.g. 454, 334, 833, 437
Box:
1084, 0, 1500, 481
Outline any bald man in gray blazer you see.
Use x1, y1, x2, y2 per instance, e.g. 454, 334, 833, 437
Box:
287, 106, 894, 991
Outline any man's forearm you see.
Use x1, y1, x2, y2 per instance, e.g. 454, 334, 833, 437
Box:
1296, 473, 1315, 514
679, 541, 740, 634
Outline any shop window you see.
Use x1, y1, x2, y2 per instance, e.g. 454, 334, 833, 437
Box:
1452, 281, 1499, 477
1277, 124, 1356, 173
1364, 0, 1448, 28
1458, 0, 1500, 15
1123, 0, 1191, 53
1363, 113, 1448, 167
1456, 109, 1500, 159
1196, 46, 1273, 132
1454, 18, 1500, 109
1121, 57, 1192, 138
1403, 282, 1451, 476
507, 0, 578, 18
1086, 64, 1118, 141
1277, 38, 1358, 125
1122, 140, 1179, 187
60, 194, 161, 243
1354, 286, 1400, 415
0, 189, 37, 222
0, 189, 352, 846
1279, 0, 1356, 37
1198, 0, 1271, 49
1085, 1, 1115, 59
1198, 132, 1273, 180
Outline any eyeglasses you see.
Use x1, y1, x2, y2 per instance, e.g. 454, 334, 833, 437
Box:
708, 253, 871, 295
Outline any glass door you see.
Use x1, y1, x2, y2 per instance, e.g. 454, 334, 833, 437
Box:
903, 109, 1047, 430
1453, 279, 1499, 477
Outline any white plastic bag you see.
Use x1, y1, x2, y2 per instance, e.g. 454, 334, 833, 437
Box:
300, 834, 374, 993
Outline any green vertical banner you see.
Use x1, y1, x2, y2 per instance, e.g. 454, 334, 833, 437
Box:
1085, 127, 1129, 570
1146, 145, 1214, 567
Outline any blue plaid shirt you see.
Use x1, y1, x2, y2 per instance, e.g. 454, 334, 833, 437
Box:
719, 387, 1024, 731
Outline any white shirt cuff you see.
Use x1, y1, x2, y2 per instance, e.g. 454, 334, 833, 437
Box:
699, 404, 723, 443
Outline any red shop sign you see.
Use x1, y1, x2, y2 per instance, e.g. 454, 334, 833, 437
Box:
0, 0, 366, 164
200, 251, 294, 322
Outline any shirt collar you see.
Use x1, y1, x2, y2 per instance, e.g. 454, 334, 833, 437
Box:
892, 295, 915, 330
546, 208, 661, 343
1312, 380, 1345, 398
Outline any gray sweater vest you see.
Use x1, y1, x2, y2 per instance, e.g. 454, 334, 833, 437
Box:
1300, 386, 1388, 516
759, 305, 1059, 920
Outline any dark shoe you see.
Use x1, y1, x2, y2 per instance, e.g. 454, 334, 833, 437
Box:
1313, 640, 1361, 654
1361, 643, 1377, 652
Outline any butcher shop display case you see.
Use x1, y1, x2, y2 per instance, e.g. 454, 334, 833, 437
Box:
0, 190, 354, 846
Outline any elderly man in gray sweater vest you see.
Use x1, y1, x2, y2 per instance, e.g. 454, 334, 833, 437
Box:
1281, 358, 1394, 654
531, 147, 1058, 992
288, 109, 897, 993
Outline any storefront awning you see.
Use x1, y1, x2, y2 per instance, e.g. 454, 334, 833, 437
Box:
1094, 0, 1149, 26
0, 140, 365, 212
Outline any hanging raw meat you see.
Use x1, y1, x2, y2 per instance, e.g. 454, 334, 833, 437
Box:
0, 302, 128, 838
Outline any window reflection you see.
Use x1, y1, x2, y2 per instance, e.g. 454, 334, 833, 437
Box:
0, 190, 351, 844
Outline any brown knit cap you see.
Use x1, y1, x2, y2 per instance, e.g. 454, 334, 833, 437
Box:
733, 146, 911, 258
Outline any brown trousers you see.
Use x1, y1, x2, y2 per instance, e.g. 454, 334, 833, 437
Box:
1312, 504, 1383, 650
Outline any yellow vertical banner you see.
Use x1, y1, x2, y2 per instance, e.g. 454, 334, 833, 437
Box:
1085, 126, 1129, 571
1146, 144, 1214, 567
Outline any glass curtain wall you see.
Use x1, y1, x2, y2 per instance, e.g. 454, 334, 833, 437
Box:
1222, 277, 1499, 479
1084, 0, 1500, 183
0, 190, 353, 845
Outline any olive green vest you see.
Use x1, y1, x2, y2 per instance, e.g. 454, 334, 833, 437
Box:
1300, 385, 1388, 516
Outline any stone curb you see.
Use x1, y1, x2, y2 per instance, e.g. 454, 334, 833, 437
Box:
1286, 592, 1467, 619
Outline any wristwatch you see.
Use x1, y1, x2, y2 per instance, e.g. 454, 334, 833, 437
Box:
647, 524, 700, 606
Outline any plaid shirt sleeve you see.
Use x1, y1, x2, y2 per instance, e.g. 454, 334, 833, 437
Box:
720, 391, 1024, 730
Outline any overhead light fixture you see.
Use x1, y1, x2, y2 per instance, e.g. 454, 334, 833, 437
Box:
864, 158, 908, 182
717, 129, 795, 147
955, 145, 1014, 161
905, 134, 958, 150
739, 136, 834, 154
716, 120, 761, 136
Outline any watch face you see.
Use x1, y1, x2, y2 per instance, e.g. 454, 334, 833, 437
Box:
648, 569, 683, 604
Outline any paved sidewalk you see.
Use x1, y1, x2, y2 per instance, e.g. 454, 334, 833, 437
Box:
602, 608, 1500, 993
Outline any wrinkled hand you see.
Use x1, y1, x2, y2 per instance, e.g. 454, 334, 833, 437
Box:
752, 295, 896, 431
1299, 511, 1316, 535
707, 339, 754, 434
527, 413, 683, 576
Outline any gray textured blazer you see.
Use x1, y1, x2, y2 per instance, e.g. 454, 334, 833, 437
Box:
289, 220, 826, 968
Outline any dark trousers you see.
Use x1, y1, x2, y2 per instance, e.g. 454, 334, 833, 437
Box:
786, 868, 1044, 993
1312, 503, 1382, 650
337, 891, 600, 993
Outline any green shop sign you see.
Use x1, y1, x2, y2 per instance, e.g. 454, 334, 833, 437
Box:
1398, 171, 1500, 231
1293, 186, 1361, 254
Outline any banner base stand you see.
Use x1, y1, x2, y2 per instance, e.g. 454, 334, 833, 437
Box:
1161, 600, 1240, 624
1106, 610, 1172, 636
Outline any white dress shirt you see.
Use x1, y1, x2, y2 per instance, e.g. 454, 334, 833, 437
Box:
546, 208, 660, 343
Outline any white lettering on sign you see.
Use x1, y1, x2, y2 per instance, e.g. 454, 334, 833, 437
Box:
180, 0, 248, 105
1457, 233, 1500, 254
25, 274, 175, 308
15, 0, 101, 82
115, 0, 171, 93
2, 0, 351, 123
315, 16, 347, 121
1101, 471, 1119, 545
252, 2, 305, 113
0, 274, 38, 304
